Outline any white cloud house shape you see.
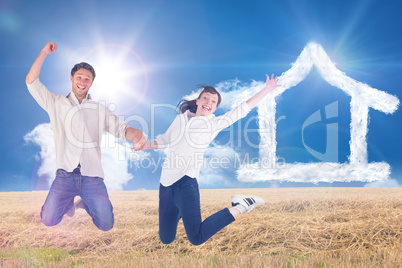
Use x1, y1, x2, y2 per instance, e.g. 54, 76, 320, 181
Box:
237, 42, 400, 184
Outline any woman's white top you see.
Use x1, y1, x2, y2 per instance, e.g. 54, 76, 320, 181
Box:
155, 101, 251, 186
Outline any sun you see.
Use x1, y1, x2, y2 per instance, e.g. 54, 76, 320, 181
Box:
81, 43, 148, 115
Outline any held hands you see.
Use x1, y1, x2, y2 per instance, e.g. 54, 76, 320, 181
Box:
126, 127, 147, 151
132, 134, 147, 151
135, 142, 152, 151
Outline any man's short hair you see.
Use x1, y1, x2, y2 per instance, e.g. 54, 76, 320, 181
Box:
71, 62, 96, 81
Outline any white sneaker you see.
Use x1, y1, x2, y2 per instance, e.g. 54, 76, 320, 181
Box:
231, 195, 265, 213
74, 198, 84, 210
66, 202, 75, 217
66, 198, 84, 217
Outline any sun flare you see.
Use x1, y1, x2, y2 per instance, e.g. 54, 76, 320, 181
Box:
82, 44, 148, 114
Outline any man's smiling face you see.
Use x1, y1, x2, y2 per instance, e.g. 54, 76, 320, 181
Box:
70, 68, 93, 100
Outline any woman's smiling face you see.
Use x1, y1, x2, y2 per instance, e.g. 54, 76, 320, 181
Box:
195, 92, 219, 116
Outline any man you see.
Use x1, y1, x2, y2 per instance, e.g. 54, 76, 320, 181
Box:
26, 41, 146, 231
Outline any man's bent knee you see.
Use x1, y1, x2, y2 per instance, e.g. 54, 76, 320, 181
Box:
94, 216, 114, 231
41, 212, 61, 227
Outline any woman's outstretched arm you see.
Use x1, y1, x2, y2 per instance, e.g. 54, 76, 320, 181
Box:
246, 74, 281, 109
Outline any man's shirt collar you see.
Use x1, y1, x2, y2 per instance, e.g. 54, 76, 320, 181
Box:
66, 92, 92, 104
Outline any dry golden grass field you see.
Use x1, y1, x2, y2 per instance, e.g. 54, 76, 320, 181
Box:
0, 188, 401, 267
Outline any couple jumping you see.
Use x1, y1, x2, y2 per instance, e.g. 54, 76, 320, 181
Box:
26, 41, 280, 245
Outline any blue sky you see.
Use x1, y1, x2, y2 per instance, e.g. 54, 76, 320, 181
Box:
1, 0, 401, 191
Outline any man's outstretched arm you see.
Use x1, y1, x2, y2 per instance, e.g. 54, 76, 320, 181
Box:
26, 41, 57, 84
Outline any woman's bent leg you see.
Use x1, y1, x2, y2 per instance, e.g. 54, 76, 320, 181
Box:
159, 183, 181, 244
175, 176, 235, 245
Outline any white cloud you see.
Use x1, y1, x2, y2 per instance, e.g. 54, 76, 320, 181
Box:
98, 133, 134, 190
237, 162, 391, 184
204, 145, 238, 159
364, 178, 401, 188
237, 42, 398, 183
24, 123, 149, 190
199, 146, 238, 186
24, 123, 56, 183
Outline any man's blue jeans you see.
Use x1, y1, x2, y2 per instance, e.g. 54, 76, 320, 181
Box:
40, 167, 114, 231
159, 175, 235, 245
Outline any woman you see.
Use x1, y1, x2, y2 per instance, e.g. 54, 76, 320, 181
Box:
138, 74, 280, 245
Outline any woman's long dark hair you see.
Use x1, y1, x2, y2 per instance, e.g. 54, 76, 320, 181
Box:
178, 85, 222, 114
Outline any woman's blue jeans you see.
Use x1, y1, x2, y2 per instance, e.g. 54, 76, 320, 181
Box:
40, 167, 114, 231
159, 175, 235, 245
